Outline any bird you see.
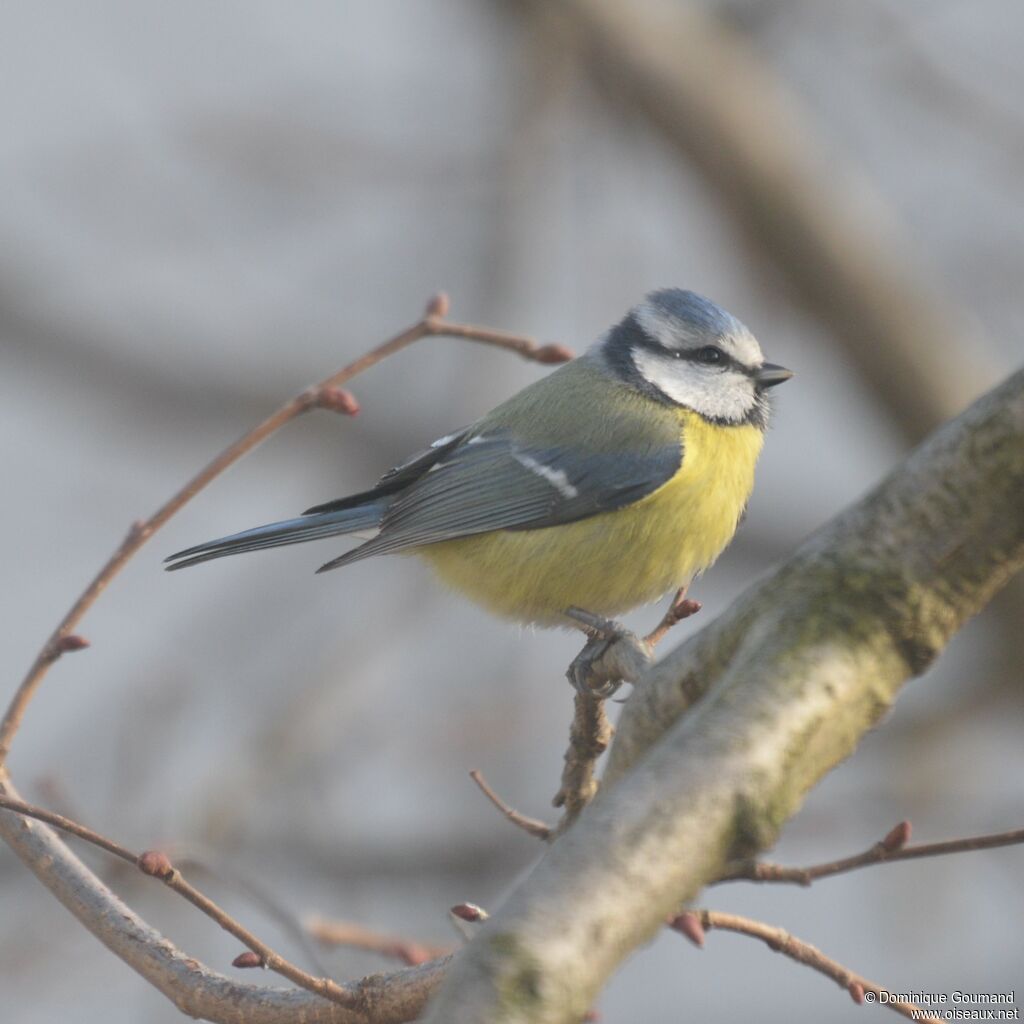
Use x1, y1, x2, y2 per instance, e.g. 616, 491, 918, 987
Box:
166, 289, 791, 689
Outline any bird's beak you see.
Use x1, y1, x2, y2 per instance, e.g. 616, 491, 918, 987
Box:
755, 363, 794, 388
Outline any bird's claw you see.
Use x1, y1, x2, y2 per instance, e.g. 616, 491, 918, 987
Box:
567, 646, 622, 698
564, 608, 653, 698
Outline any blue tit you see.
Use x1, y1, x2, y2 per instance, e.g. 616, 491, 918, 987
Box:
166, 289, 792, 632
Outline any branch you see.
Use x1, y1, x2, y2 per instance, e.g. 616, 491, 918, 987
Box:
0, 776, 446, 1023
607, 368, 1024, 777
670, 911, 941, 1024
554, 608, 679, 828
306, 915, 451, 967
643, 588, 701, 649
720, 820, 1024, 886
0, 791, 138, 864
550, 691, 612, 831
173, 849, 333, 977
469, 770, 552, 840
0, 792, 420, 1012
0, 293, 571, 767
420, 368, 1024, 1021
539, 591, 702, 834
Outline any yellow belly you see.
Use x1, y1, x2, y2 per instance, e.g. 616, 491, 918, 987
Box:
417, 412, 764, 626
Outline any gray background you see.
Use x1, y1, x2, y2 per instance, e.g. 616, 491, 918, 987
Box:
1, 2, 1021, 1020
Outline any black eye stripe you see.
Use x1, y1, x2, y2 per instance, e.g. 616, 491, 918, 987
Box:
621, 316, 756, 376
669, 346, 744, 371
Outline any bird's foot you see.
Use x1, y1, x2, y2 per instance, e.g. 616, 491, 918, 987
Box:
564, 608, 653, 699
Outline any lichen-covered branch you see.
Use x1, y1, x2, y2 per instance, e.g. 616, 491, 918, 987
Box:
421, 369, 1024, 1022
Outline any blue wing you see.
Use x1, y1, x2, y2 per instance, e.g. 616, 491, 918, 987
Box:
315, 430, 680, 571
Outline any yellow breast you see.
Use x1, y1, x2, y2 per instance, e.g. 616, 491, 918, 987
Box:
417, 410, 764, 626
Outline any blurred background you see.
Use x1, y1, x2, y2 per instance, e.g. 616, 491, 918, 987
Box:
2, 1, 1022, 1021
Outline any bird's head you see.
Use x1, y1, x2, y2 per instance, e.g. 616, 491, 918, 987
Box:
600, 288, 792, 427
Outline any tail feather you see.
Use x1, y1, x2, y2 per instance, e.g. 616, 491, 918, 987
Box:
164, 502, 384, 571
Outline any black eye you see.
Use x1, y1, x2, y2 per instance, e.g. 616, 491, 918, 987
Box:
696, 346, 724, 365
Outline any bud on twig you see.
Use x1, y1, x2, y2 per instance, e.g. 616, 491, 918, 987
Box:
880, 820, 912, 852
533, 344, 574, 364
57, 634, 90, 653
450, 903, 488, 923
668, 912, 705, 948
125, 519, 147, 543
316, 387, 361, 416
673, 598, 702, 620
450, 902, 489, 943
425, 292, 450, 319
849, 981, 866, 1004
137, 850, 174, 880
232, 951, 264, 969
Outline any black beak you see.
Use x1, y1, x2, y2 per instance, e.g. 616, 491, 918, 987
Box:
755, 363, 794, 388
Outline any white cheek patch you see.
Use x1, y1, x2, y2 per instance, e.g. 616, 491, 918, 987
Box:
513, 453, 579, 499
631, 347, 757, 422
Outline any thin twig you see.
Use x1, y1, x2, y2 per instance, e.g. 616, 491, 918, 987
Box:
158, 865, 360, 1007
172, 850, 332, 977
551, 690, 612, 830
469, 769, 552, 840
643, 587, 702, 648
554, 611, 654, 830
0, 792, 384, 1009
306, 915, 452, 967
670, 910, 941, 1023
3, 786, 448, 1024
26, 778, 329, 976
719, 820, 1024, 885
553, 592, 697, 829
0, 294, 571, 767
0, 792, 137, 864
548, 588, 702, 837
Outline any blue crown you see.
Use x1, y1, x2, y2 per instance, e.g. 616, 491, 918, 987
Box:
644, 288, 744, 337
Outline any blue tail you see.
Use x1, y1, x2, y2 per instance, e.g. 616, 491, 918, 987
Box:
164, 502, 385, 571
